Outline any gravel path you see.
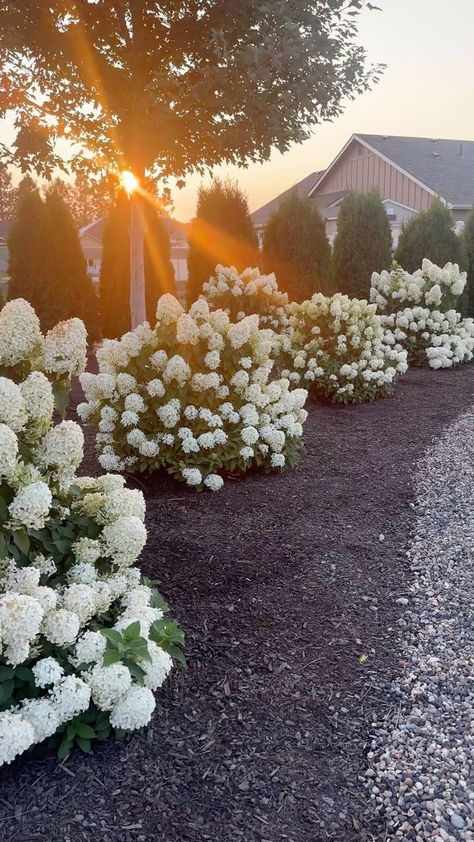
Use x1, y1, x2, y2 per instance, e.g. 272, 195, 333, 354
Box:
367, 407, 474, 841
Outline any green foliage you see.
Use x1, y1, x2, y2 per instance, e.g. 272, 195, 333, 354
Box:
331, 191, 392, 298
8, 187, 99, 336
0, 3, 380, 181
263, 191, 330, 302
99, 195, 175, 338
7, 189, 47, 310
55, 707, 111, 760
187, 179, 258, 305
395, 199, 466, 274
462, 208, 474, 317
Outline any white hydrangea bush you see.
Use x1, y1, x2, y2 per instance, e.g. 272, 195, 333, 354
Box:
371, 259, 474, 368
0, 297, 88, 414
0, 303, 182, 767
279, 293, 408, 404
79, 295, 308, 489
201, 265, 290, 333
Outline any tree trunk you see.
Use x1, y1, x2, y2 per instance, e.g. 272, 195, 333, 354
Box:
129, 192, 146, 328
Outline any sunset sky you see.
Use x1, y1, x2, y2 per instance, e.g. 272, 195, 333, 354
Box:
172, 0, 474, 220
1, 0, 473, 222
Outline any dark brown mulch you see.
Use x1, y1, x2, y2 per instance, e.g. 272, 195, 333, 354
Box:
1, 367, 474, 842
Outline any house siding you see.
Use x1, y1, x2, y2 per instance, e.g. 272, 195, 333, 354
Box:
315, 140, 433, 211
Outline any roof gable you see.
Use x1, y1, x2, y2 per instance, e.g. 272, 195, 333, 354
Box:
251, 170, 323, 226
356, 134, 474, 207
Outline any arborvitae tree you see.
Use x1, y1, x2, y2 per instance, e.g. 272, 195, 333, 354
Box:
186, 178, 258, 305
462, 208, 474, 317
100, 195, 175, 338
262, 191, 330, 302
43, 187, 99, 336
8, 186, 99, 336
8, 189, 48, 313
394, 198, 466, 274
331, 191, 393, 298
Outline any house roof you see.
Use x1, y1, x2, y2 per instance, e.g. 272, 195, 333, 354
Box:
79, 215, 189, 244
356, 134, 474, 207
251, 170, 323, 226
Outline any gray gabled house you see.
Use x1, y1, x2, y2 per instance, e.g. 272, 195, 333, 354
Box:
252, 133, 474, 246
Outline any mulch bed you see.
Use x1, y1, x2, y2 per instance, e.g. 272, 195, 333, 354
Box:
1, 366, 474, 842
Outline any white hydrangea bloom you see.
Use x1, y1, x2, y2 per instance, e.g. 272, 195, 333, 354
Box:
102, 515, 147, 566
49, 675, 91, 721
86, 663, 132, 711
110, 685, 156, 730
0, 423, 18, 478
32, 657, 64, 688
21, 697, 61, 743
42, 318, 87, 376
74, 630, 107, 665
72, 537, 102, 565
20, 372, 54, 428
0, 377, 28, 431
42, 608, 80, 646
0, 299, 42, 367
142, 642, 173, 691
0, 711, 35, 765
203, 474, 224, 492
62, 583, 97, 624
182, 467, 202, 486
0, 593, 44, 666
37, 420, 84, 477
9, 481, 52, 530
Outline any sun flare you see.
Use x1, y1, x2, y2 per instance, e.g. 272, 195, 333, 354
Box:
120, 170, 139, 196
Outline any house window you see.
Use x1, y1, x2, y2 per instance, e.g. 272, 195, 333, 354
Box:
87, 259, 94, 267
385, 206, 397, 221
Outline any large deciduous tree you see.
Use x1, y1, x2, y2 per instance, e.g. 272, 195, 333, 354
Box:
0, 0, 380, 326
187, 178, 258, 305
263, 192, 331, 302
331, 191, 393, 298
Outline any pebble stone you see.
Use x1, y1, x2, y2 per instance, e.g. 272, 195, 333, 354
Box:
366, 409, 474, 840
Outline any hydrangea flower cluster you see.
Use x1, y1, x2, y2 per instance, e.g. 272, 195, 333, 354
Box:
371, 260, 474, 368
0, 302, 179, 766
201, 265, 289, 333
79, 295, 308, 489
279, 293, 408, 404
0, 298, 87, 380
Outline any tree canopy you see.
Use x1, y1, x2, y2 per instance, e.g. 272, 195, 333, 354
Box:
394, 199, 466, 274
187, 178, 258, 304
100, 195, 175, 338
263, 191, 331, 302
0, 2, 381, 182
331, 191, 393, 298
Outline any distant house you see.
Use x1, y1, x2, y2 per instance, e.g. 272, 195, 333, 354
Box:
79, 215, 189, 296
0, 222, 9, 275
252, 133, 474, 247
